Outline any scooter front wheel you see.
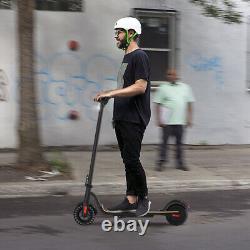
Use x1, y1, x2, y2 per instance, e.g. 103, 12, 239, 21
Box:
73, 203, 96, 225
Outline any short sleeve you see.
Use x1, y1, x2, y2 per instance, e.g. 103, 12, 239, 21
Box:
186, 85, 195, 103
134, 51, 150, 82
153, 84, 164, 104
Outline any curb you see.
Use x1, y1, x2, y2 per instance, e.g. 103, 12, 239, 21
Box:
1, 179, 250, 198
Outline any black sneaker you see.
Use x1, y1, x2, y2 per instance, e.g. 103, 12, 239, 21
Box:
136, 197, 151, 217
155, 160, 167, 171
107, 198, 137, 213
176, 162, 189, 171
155, 161, 164, 171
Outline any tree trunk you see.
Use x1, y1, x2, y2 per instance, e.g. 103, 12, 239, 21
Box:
17, 0, 49, 170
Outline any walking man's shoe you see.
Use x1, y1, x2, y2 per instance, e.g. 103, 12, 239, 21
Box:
176, 162, 189, 171
136, 197, 151, 217
155, 160, 166, 171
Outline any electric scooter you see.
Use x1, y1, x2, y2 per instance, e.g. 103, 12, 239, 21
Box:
73, 97, 188, 226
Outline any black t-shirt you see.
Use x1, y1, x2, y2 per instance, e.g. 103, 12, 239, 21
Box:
113, 49, 151, 127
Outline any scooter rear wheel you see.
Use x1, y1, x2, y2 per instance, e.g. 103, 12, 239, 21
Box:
165, 203, 187, 226
73, 203, 96, 225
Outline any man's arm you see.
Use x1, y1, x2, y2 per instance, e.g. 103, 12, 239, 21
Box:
155, 103, 164, 128
186, 102, 193, 127
94, 79, 147, 102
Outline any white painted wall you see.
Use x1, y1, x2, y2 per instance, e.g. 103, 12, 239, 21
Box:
0, 0, 249, 147
0, 10, 17, 148
179, 0, 250, 144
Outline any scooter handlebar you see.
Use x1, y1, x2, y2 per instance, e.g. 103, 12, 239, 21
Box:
98, 96, 110, 105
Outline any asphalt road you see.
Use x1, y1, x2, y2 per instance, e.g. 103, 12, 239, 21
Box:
1, 189, 250, 250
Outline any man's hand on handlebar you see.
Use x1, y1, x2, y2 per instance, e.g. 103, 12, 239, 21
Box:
94, 90, 113, 102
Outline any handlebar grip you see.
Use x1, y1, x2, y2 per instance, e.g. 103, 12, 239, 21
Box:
99, 96, 110, 105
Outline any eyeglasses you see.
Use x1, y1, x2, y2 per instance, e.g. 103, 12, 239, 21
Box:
114, 29, 125, 38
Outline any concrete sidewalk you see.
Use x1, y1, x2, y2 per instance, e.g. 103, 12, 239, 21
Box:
0, 145, 250, 198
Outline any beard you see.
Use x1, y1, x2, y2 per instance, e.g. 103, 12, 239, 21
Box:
117, 37, 128, 50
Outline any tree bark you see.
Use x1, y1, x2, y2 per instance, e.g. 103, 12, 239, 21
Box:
17, 0, 49, 170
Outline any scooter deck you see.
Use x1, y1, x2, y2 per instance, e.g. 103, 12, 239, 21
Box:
102, 205, 180, 217
101, 205, 136, 214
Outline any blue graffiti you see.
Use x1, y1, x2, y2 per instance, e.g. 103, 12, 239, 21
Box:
187, 53, 224, 88
35, 52, 118, 121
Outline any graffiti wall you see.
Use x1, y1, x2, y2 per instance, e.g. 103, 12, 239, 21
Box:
36, 51, 118, 145
0, 10, 17, 148
180, 0, 249, 144
36, 52, 117, 122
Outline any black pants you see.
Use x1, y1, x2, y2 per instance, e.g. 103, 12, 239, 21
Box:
114, 121, 148, 198
158, 125, 184, 164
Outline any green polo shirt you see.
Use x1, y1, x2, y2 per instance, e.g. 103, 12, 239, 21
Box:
153, 81, 195, 125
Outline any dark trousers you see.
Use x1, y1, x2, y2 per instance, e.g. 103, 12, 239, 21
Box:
158, 125, 184, 165
114, 121, 148, 198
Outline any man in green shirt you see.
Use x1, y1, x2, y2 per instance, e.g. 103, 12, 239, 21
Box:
154, 69, 195, 171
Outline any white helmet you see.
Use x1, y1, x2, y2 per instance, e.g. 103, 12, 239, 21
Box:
114, 17, 141, 35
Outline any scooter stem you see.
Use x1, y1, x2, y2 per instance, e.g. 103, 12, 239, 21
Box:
83, 97, 110, 204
